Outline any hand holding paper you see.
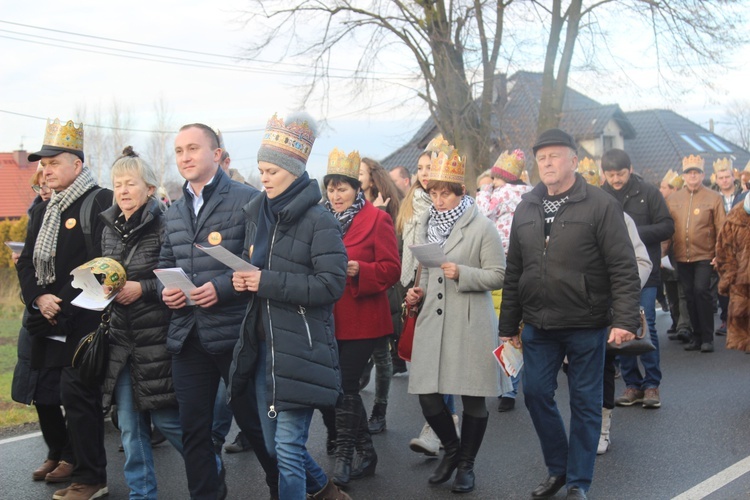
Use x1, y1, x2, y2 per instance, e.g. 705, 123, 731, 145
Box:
493, 341, 524, 378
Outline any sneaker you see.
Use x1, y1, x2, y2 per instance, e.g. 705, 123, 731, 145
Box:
224, 432, 252, 453
676, 329, 693, 343
642, 388, 661, 408
615, 388, 644, 407
409, 423, 439, 457
715, 322, 727, 336
701, 342, 714, 353
56, 483, 108, 500
497, 396, 516, 412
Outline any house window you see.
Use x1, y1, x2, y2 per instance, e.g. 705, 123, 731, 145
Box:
679, 134, 705, 152
698, 135, 732, 153
602, 135, 614, 152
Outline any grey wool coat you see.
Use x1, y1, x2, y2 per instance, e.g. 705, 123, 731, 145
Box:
408, 202, 506, 397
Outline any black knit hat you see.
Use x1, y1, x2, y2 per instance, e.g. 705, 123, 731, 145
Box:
532, 128, 577, 155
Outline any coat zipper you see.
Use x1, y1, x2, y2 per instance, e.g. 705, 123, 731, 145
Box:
685, 191, 693, 262
298, 306, 313, 348
267, 223, 280, 419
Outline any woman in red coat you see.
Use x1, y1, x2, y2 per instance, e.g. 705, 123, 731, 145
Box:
323, 148, 401, 489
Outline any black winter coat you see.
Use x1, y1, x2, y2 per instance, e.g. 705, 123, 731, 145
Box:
499, 174, 642, 335
158, 168, 260, 355
231, 180, 347, 414
100, 198, 176, 411
603, 174, 674, 288
16, 186, 113, 368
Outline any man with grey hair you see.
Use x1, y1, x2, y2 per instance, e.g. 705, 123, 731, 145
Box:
499, 128, 641, 500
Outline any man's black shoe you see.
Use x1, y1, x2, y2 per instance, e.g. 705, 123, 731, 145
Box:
701, 342, 714, 353
531, 475, 566, 499
676, 329, 693, 343
497, 397, 515, 412
566, 487, 587, 499
684, 341, 701, 351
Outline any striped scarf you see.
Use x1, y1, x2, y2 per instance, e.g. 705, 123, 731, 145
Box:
33, 167, 97, 286
326, 191, 366, 236
427, 195, 473, 247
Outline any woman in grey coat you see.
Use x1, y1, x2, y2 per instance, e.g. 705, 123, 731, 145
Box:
405, 143, 505, 494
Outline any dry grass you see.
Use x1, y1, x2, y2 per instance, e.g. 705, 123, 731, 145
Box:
0, 268, 37, 428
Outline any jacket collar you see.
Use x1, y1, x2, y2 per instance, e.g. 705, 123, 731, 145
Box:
524, 173, 588, 205
243, 179, 322, 226
100, 196, 161, 235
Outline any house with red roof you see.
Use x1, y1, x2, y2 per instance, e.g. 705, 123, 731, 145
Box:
0, 150, 39, 219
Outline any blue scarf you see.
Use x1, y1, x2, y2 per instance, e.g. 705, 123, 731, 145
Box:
251, 172, 310, 269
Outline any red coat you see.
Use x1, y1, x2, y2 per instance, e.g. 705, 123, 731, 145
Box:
334, 201, 401, 340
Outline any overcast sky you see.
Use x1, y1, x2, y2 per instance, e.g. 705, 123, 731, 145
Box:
2, 1, 749, 183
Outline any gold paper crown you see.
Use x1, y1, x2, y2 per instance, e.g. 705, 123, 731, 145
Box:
43, 118, 84, 152
260, 113, 316, 165
663, 169, 684, 190
682, 154, 704, 172
429, 149, 465, 184
326, 148, 361, 180
492, 150, 526, 181
425, 134, 453, 156
577, 157, 600, 186
713, 157, 732, 173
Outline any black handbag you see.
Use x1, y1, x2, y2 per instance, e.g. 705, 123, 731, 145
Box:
72, 309, 111, 386
606, 308, 654, 355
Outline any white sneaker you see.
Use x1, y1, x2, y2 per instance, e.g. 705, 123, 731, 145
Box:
409, 422, 440, 456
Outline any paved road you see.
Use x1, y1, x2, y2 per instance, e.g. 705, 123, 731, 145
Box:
2, 309, 750, 499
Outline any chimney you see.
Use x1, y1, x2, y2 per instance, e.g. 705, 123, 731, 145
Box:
709, 119, 715, 133
13, 149, 29, 169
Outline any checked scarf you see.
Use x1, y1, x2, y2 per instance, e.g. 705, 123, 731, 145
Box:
427, 195, 473, 247
33, 167, 97, 286
326, 190, 366, 236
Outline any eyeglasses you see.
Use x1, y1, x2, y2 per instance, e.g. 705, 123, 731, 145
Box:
32, 185, 52, 194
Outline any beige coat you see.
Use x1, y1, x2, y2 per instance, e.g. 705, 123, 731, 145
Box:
408, 203, 506, 397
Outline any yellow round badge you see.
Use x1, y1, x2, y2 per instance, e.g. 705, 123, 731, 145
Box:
208, 231, 222, 245
65, 218, 77, 229
693, 208, 700, 215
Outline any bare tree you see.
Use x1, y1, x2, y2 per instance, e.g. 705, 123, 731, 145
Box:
75, 104, 108, 185
146, 95, 176, 188
108, 99, 133, 168
532, 1, 744, 180
724, 99, 750, 151
240, 0, 744, 189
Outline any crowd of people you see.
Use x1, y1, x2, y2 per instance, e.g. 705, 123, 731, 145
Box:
10, 113, 749, 500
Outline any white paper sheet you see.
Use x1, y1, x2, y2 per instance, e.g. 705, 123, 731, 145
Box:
154, 268, 196, 306
4, 241, 24, 254
195, 244, 258, 272
660, 255, 674, 271
493, 342, 524, 378
70, 265, 119, 311
408, 242, 448, 268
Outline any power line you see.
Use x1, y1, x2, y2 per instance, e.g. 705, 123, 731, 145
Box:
0, 19, 413, 79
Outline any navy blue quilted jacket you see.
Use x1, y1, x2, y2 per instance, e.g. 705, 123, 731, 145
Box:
158, 168, 260, 354
231, 180, 347, 413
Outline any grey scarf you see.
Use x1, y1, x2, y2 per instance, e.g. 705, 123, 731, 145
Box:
33, 167, 97, 285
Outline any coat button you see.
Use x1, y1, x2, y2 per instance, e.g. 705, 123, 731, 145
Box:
193, 274, 198, 278
438, 277, 443, 284
438, 293, 443, 299
437, 309, 443, 315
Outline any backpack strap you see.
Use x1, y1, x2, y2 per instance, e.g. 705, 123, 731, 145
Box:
80, 187, 104, 257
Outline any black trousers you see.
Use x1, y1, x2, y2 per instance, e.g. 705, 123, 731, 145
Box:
337, 338, 379, 395
172, 334, 277, 500
60, 366, 106, 484
602, 352, 617, 410
36, 403, 74, 463
677, 260, 715, 344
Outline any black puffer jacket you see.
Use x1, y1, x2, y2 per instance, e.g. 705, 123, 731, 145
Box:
499, 174, 642, 335
231, 180, 347, 414
99, 198, 175, 411
158, 168, 260, 355
602, 174, 674, 288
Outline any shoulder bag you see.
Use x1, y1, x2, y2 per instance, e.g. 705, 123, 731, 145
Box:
397, 264, 423, 362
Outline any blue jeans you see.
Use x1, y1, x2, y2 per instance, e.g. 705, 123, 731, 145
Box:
212, 379, 233, 445
620, 287, 662, 390
255, 347, 328, 499
114, 363, 183, 500
522, 324, 606, 492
